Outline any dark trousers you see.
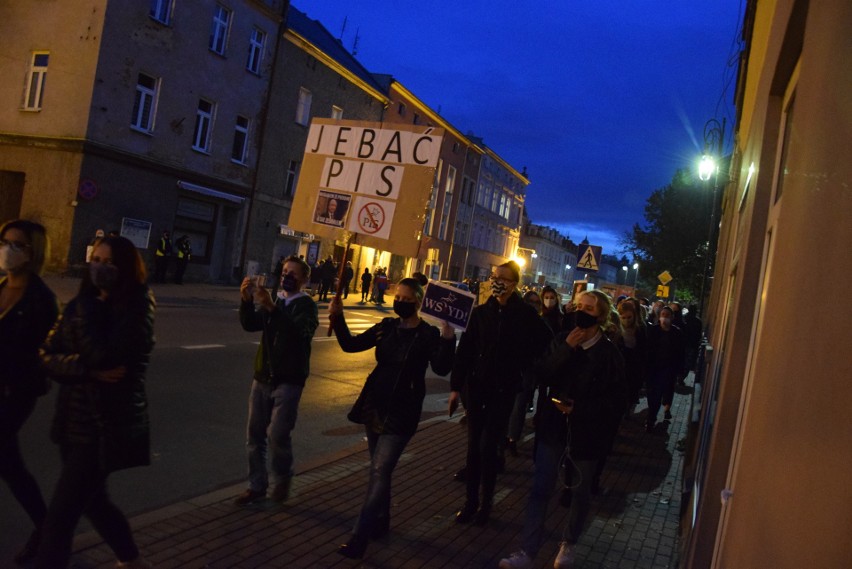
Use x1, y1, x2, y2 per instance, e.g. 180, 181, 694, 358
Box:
35, 444, 139, 568
174, 258, 188, 284
0, 393, 47, 529
320, 279, 334, 300
464, 392, 515, 509
646, 369, 677, 424
154, 256, 168, 283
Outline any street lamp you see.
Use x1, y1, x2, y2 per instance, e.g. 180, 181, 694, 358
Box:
632, 262, 639, 291
697, 118, 726, 318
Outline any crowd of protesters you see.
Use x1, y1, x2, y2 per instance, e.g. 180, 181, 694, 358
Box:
2, 217, 702, 567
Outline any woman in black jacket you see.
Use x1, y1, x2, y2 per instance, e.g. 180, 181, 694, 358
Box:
0, 220, 59, 564
329, 278, 455, 559
36, 236, 155, 569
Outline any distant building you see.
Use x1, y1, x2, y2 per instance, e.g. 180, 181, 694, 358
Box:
518, 220, 576, 292
0, 0, 288, 281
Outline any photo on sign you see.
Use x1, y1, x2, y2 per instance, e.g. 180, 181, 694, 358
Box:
313, 191, 350, 228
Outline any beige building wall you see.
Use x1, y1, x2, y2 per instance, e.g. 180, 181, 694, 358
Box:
683, 1, 852, 567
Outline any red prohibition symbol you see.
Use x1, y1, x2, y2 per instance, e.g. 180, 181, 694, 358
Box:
358, 202, 385, 234
78, 178, 99, 200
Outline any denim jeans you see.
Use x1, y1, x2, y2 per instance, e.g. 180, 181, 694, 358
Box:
507, 387, 534, 442
521, 438, 597, 555
246, 380, 303, 492
352, 429, 410, 537
35, 444, 138, 569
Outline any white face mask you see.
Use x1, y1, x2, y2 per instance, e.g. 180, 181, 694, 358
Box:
543, 298, 557, 308
0, 246, 29, 272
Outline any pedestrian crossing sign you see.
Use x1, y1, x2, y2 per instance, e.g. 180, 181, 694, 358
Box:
577, 244, 602, 272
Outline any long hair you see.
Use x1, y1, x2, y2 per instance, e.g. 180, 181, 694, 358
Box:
0, 219, 49, 275
80, 236, 147, 297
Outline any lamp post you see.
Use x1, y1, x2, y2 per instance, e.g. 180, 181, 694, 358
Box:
697, 118, 726, 318
632, 262, 639, 292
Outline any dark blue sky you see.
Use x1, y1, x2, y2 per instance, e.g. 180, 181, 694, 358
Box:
294, 1, 743, 255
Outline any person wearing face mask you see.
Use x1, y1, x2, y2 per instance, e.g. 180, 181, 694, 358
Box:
449, 261, 553, 527
499, 290, 626, 569
645, 306, 685, 432
328, 278, 455, 559
235, 256, 318, 506
36, 236, 154, 569
0, 220, 59, 564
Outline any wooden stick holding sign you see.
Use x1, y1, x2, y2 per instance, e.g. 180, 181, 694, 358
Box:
327, 233, 356, 336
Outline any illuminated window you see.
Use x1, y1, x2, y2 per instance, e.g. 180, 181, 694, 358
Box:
295, 87, 312, 125
331, 105, 343, 119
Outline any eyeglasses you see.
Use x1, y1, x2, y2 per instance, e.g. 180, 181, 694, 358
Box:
489, 275, 517, 285
0, 239, 31, 253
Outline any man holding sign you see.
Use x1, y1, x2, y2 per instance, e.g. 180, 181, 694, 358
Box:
448, 261, 553, 526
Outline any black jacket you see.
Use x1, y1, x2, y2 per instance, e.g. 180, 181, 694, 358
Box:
0, 275, 58, 399
240, 294, 318, 386
450, 293, 553, 404
40, 285, 155, 472
334, 316, 455, 437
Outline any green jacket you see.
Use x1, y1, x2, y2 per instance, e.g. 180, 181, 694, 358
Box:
239, 294, 318, 386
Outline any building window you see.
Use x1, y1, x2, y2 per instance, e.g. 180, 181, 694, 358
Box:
130, 73, 158, 132
331, 105, 343, 119
231, 115, 249, 163
209, 5, 231, 55
23, 52, 49, 110
295, 87, 312, 126
413, 113, 420, 125
149, 0, 172, 25
438, 165, 456, 240
284, 160, 301, 197
246, 28, 265, 74
398, 102, 406, 116
192, 99, 215, 152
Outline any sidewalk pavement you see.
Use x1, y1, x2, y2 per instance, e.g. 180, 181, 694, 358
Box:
67, 375, 691, 569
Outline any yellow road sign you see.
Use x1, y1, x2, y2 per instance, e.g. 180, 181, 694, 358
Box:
658, 270, 672, 285
656, 284, 670, 298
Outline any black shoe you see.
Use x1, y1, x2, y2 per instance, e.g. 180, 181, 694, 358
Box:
14, 530, 40, 564
473, 505, 491, 526
453, 466, 467, 482
455, 502, 478, 524
337, 535, 368, 559
233, 488, 266, 506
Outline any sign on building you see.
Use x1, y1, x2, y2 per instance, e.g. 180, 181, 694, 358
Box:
420, 280, 476, 330
288, 119, 444, 257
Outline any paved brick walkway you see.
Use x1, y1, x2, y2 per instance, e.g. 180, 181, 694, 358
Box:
70, 381, 690, 569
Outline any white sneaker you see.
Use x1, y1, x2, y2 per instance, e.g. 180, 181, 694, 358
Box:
554, 542, 575, 568
499, 549, 533, 569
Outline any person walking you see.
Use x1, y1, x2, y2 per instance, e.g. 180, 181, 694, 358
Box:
0, 220, 59, 564
319, 257, 336, 301
329, 278, 456, 559
448, 261, 552, 526
36, 236, 155, 569
173, 235, 192, 285
645, 305, 685, 431
153, 230, 171, 283
499, 290, 626, 569
341, 261, 354, 299
374, 269, 388, 304
617, 298, 648, 417
360, 268, 373, 303
234, 256, 318, 505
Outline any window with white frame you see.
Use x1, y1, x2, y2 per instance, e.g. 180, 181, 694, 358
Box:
284, 160, 300, 197
192, 99, 215, 152
246, 28, 265, 74
295, 87, 312, 125
231, 115, 249, 163
23, 52, 49, 110
331, 105, 343, 119
438, 165, 456, 240
209, 5, 231, 55
149, 0, 172, 25
130, 72, 158, 132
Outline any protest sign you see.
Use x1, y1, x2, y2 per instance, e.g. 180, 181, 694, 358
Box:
420, 281, 477, 331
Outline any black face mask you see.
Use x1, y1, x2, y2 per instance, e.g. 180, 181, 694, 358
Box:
90, 262, 119, 292
280, 274, 298, 292
575, 310, 598, 329
393, 300, 417, 319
